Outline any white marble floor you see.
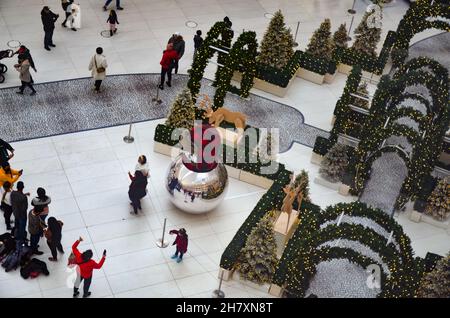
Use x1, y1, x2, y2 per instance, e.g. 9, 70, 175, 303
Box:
0, 0, 448, 298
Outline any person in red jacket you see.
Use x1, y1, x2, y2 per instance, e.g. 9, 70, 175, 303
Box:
158, 43, 178, 90
72, 236, 106, 298
169, 228, 188, 263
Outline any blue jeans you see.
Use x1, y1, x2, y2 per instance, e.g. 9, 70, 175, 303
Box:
104, 0, 120, 7
15, 218, 27, 242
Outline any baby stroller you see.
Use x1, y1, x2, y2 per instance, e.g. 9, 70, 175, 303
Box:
0, 49, 14, 83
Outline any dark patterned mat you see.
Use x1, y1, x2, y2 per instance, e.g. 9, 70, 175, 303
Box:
0, 74, 329, 152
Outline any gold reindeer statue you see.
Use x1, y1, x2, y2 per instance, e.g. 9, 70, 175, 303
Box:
198, 95, 247, 134
280, 176, 307, 233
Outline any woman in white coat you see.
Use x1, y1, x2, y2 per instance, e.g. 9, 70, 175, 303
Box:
88, 47, 108, 93
64, 1, 81, 30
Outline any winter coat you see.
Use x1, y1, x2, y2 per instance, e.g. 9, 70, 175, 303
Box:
173, 39, 185, 58
0, 167, 21, 187
160, 49, 178, 70
88, 54, 108, 80
15, 59, 32, 83
31, 196, 51, 216
169, 230, 188, 253
28, 210, 45, 235
10, 191, 28, 220
20, 258, 49, 279
41, 9, 58, 31
0, 138, 14, 166
72, 240, 105, 279
194, 35, 203, 50
128, 172, 148, 201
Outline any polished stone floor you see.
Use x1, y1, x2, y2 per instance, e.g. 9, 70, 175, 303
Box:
0, 0, 448, 298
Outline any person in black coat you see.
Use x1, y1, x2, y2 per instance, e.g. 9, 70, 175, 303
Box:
0, 138, 14, 168
41, 6, 59, 51
128, 170, 147, 214
193, 30, 203, 58
168, 34, 185, 74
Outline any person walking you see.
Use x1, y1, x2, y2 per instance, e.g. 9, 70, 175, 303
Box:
64, 1, 81, 31
72, 237, 106, 298
31, 188, 51, 222
14, 54, 37, 96
103, 0, 123, 11
106, 9, 119, 36
0, 138, 14, 168
0, 164, 22, 187
135, 155, 149, 177
0, 181, 13, 230
10, 181, 29, 241
193, 30, 203, 58
28, 205, 46, 255
169, 228, 188, 263
61, 0, 71, 27
128, 170, 147, 214
41, 6, 59, 51
45, 217, 64, 261
88, 47, 108, 93
172, 35, 185, 74
158, 43, 178, 90
13, 46, 37, 73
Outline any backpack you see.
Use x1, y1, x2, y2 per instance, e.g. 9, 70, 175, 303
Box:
20, 258, 49, 279
2, 249, 20, 272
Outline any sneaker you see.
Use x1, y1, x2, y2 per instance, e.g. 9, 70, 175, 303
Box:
176, 257, 182, 263
16, 91, 23, 95
48, 257, 57, 262
30, 91, 36, 96
45, 47, 51, 51
73, 291, 80, 298
49, 44, 56, 47
117, 7, 124, 10
171, 254, 178, 259
71, 28, 77, 31
166, 81, 171, 87
83, 292, 91, 298
158, 84, 164, 90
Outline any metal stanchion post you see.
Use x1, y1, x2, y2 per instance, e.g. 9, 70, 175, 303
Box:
152, 85, 162, 104
123, 124, 134, 143
156, 218, 169, 248
212, 271, 225, 298
293, 21, 300, 47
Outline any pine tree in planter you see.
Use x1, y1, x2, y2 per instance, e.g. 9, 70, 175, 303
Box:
306, 18, 333, 60
293, 170, 311, 203
425, 177, 450, 221
165, 88, 196, 130
236, 213, 278, 285
257, 10, 295, 69
319, 143, 349, 183
351, 8, 382, 58
417, 253, 450, 298
333, 23, 349, 49
353, 81, 370, 109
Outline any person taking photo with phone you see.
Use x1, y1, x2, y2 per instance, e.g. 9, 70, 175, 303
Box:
71, 236, 106, 298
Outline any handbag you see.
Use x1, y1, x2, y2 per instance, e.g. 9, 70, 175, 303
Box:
94, 56, 105, 73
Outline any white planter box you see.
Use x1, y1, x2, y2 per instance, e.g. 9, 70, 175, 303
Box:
331, 115, 336, 126
297, 67, 325, 85
338, 184, 351, 196
234, 270, 271, 293
232, 71, 295, 98
239, 170, 274, 189
153, 141, 174, 156
310, 152, 324, 165
268, 284, 284, 297
338, 63, 352, 75
314, 175, 342, 191
409, 210, 450, 231
324, 71, 336, 84
225, 165, 241, 180
409, 210, 422, 223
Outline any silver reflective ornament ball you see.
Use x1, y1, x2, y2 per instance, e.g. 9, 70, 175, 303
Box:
166, 154, 228, 214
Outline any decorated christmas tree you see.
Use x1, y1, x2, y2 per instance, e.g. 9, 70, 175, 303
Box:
351, 8, 382, 57
236, 213, 278, 284
416, 253, 450, 298
165, 88, 196, 130
425, 177, 450, 221
354, 81, 370, 109
333, 23, 349, 49
293, 170, 311, 202
319, 143, 349, 183
306, 18, 333, 60
257, 10, 295, 69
